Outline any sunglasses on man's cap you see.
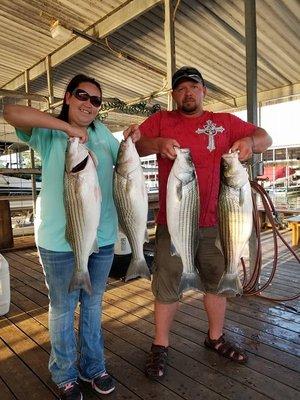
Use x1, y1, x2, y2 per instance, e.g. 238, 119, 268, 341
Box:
72, 88, 102, 108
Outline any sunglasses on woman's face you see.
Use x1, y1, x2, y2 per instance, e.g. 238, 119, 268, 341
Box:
72, 88, 102, 108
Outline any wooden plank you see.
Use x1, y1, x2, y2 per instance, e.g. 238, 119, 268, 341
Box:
101, 292, 299, 399
116, 280, 300, 357
0, 377, 16, 400
105, 281, 300, 389
6, 257, 44, 282
3, 246, 300, 400
104, 327, 226, 400
0, 336, 56, 400
7, 295, 141, 400
9, 292, 188, 400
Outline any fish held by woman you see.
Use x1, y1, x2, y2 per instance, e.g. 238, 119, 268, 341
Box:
64, 138, 101, 295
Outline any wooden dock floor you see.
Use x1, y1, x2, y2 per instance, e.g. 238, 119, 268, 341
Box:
0, 230, 299, 400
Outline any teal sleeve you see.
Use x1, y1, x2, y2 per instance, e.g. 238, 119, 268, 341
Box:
15, 127, 53, 159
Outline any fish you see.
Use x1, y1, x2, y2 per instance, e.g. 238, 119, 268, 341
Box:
113, 136, 150, 281
216, 151, 253, 296
166, 147, 203, 294
64, 138, 101, 295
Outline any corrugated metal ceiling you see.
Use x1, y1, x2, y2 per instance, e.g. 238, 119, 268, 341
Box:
0, 0, 299, 139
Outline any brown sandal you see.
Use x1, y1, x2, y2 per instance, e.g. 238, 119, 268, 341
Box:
145, 344, 168, 379
204, 333, 248, 364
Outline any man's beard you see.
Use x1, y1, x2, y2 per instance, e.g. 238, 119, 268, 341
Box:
181, 102, 198, 113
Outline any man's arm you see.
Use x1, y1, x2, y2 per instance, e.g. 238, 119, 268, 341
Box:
251, 127, 273, 153
231, 127, 272, 161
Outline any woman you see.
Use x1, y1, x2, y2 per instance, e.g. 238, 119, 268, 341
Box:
4, 74, 138, 400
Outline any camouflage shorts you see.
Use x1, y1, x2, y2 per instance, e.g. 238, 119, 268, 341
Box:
151, 224, 226, 303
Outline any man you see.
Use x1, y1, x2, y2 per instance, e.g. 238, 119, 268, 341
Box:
124, 66, 272, 379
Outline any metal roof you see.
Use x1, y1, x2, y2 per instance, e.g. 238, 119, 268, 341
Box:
0, 0, 299, 142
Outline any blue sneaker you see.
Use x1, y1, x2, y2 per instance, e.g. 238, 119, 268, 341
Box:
59, 381, 83, 400
80, 372, 115, 395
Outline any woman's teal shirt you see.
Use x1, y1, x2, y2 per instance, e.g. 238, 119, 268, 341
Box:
16, 120, 119, 251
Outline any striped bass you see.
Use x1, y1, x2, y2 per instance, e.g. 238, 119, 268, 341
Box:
166, 147, 203, 294
64, 138, 101, 295
217, 151, 253, 296
113, 137, 150, 281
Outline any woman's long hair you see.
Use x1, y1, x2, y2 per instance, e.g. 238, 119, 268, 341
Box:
57, 74, 102, 129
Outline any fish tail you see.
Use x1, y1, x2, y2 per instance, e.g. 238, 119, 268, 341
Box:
124, 258, 151, 282
179, 272, 204, 294
69, 271, 93, 295
217, 272, 243, 296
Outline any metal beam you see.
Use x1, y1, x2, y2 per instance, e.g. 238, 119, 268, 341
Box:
208, 82, 300, 112
1, 0, 162, 91
0, 89, 47, 102
164, 0, 176, 110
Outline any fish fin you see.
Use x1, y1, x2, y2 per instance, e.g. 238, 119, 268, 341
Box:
215, 234, 223, 253
217, 272, 243, 296
124, 258, 151, 282
179, 272, 204, 295
118, 224, 126, 235
144, 229, 149, 243
239, 186, 246, 206
170, 241, 180, 257
176, 182, 183, 201
65, 226, 71, 244
69, 271, 93, 295
126, 177, 134, 195
89, 150, 99, 167
71, 156, 88, 173
90, 238, 99, 255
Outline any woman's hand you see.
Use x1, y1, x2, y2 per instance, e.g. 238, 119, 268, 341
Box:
123, 124, 141, 143
66, 126, 89, 143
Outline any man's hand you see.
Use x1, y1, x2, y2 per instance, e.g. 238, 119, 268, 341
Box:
230, 137, 253, 161
123, 124, 141, 143
157, 138, 180, 160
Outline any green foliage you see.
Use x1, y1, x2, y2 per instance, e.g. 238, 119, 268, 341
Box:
98, 98, 161, 121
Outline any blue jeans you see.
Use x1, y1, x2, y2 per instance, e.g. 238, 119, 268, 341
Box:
38, 245, 114, 388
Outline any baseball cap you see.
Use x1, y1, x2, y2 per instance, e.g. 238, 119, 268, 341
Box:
172, 66, 205, 89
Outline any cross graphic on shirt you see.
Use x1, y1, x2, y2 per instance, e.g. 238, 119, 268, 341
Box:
195, 120, 225, 152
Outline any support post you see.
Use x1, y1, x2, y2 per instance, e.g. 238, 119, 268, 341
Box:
46, 56, 54, 113
244, 0, 262, 179
24, 70, 37, 216
244, 0, 260, 290
164, 0, 176, 110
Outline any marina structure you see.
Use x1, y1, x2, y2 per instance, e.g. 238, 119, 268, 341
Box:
259, 145, 300, 194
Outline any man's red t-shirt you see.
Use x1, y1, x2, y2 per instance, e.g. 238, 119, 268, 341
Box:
139, 110, 256, 227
